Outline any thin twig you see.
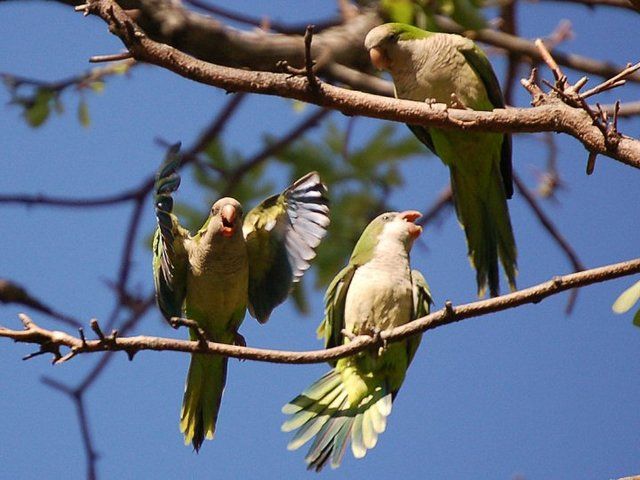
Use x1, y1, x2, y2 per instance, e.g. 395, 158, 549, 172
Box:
535, 0, 640, 12
513, 174, 585, 313
581, 62, 640, 99
417, 186, 454, 228
41, 377, 98, 480
0, 279, 82, 328
89, 52, 133, 63
221, 108, 331, 196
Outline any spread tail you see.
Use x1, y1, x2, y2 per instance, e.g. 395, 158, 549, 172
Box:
450, 163, 517, 297
282, 370, 393, 471
180, 353, 228, 452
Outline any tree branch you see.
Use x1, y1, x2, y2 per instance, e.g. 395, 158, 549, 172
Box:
513, 174, 585, 314
73, 0, 640, 171
0, 279, 82, 328
3, 257, 639, 364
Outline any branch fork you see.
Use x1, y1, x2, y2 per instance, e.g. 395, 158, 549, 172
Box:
523, 40, 638, 174
276, 25, 323, 95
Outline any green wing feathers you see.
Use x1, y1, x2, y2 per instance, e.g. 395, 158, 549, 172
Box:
459, 44, 514, 199
180, 353, 228, 452
152, 143, 189, 322
317, 264, 356, 355
407, 269, 433, 365
450, 163, 517, 297
244, 172, 330, 323
282, 368, 393, 472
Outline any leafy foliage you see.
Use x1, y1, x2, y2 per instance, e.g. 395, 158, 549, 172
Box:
612, 280, 640, 327
381, 0, 487, 31
1, 61, 130, 129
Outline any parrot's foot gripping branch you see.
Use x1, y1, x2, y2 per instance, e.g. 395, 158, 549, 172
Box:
170, 316, 209, 346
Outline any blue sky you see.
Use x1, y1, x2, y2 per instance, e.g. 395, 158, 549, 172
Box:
1, 1, 639, 479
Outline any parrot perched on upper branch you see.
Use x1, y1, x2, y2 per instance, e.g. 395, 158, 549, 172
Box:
152, 144, 330, 451
282, 210, 432, 471
364, 23, 517, 297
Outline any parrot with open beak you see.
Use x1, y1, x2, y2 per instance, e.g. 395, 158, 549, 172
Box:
365, 23, 517, 297
153, 143, 330, 451
282, 210, 432, 470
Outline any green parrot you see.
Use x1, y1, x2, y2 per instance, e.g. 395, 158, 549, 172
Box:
153, 144, 330, 451
364, 23, 517, 297
282, 210, 433, 471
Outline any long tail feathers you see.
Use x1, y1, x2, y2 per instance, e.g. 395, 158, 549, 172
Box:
450, 163, 517, 297
180, 353, 228, 452
282, 370, 393, 471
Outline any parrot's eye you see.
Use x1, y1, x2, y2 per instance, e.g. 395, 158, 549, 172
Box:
382, 214, 391, 222
211, 205, 219, 215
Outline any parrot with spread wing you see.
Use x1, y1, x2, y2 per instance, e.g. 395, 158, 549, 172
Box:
364, 23, 517, 297
282, 210, 432, 471
152, 143, 330, 451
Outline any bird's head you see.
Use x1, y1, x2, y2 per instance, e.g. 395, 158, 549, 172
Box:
350, 210, 423, 264
210, 197, 243, 239
364, 23, 430, 71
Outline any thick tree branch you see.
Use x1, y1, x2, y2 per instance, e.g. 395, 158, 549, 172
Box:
92, 1, 640, 85
3, 257, 639, 364
77, 0, 640, 170
120, 0, 377, 72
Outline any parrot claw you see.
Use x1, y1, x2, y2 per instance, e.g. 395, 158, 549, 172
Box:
363, 327, 386, 356
233, 332, 247, 362
449, 93, 467, 110
341, 329, 357, 341
233, 332, 246, 347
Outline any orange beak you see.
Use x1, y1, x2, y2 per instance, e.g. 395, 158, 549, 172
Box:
220, 204, 237, 238
369, 47, 391, 70
399, 210, 422, 239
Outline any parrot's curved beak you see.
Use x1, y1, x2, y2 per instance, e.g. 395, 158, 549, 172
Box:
220, 204, 237, 238
369, 47, 391, 71
400, 210, 422, 239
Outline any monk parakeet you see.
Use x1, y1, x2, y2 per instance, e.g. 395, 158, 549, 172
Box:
153, 144, 330, 451
282, 210, 432, 471
364, 23, 517, 297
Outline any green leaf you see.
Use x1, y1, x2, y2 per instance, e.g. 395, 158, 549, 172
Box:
90, 81, 105, 93
612, 280, 640, 314
78, 99, 90, 128
381, 0, 416, 24
291, 100, 307, 112
111, 62, 131, 75
24, 88, 54, 128
633, 309, 640, 327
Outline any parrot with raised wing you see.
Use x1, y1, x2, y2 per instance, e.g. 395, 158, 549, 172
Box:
282, 210, 432, 471
364, 23, 517, 297
152, 143, 330, 451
